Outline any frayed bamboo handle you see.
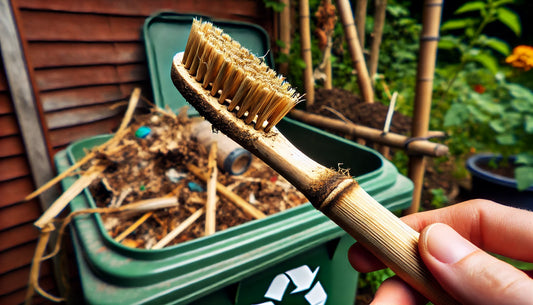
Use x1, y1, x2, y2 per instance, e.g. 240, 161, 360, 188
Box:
171, 53, 458, 305
318, 180, 459, 305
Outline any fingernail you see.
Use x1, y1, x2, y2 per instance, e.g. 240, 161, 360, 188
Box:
424, 223, 477, 264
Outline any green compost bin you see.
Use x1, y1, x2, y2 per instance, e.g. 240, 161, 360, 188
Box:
54, 12, 414, 305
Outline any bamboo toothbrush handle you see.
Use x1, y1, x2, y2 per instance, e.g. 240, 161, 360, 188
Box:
317, 179, 459, 305
171, 52, 457, 304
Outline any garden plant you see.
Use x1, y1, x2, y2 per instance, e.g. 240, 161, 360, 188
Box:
263, 0, 533, 302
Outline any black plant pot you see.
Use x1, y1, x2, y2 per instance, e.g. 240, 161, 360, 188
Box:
466, 154, 533, 211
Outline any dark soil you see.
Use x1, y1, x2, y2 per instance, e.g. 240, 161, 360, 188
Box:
309, 88, 411, 135
478, 160, 516, 179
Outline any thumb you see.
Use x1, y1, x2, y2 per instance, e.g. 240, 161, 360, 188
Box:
419, 223, 533, 305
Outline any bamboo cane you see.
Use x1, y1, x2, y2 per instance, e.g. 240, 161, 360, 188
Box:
324, 0, 334, 89
114, 212, 154, 243
405, 0, 444, 214
315, 0, 335, 89
355, 0, 368, 48
33, 165, 105, 229
300, 0, 315, 107
369, 0, 387, 85
151, 208, 205, 249
279, 0, 291, 76
186, 164, 266, 219
25, 88, 141, 201
335, 0, 374, 103
205, 143, 218, 235
289, 109, 448, 157
324, 36, 333, 89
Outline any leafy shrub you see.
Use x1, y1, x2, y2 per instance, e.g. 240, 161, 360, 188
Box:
436, 0, 533, 190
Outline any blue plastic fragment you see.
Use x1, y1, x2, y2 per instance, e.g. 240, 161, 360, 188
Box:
135, 126, 152, 138
187, 181, 205, 192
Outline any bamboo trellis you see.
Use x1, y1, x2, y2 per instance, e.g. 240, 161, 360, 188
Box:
335, 0, 374, 103
287, 0, 445, 212
355, 0, 368, 48
300, 0, 315, 107
405, 0, 444, 214
369, 0, 387, 85
279, 0, 291, 76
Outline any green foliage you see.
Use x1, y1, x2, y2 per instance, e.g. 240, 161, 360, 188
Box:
262, 0, 286, 13
431, 0, 533, 190
267, 0, 423, 106
493, 253, 533, 270
429, 188, 449, 209
391, 150, 409, 176
515, 165, 533, 190
270, 0, 325, 92
372, 3, 421, 114
358, 268, 395, 294
497, 6, 522, 36
442, 74, 533, 190
437, 0, 520, 80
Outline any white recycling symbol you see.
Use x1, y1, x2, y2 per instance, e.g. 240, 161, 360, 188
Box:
253, 265, 327, 305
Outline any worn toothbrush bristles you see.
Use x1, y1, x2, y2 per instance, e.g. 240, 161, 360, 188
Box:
182, 19, 302, 132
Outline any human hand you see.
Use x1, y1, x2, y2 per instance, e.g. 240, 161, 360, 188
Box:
349, 199, 533, 305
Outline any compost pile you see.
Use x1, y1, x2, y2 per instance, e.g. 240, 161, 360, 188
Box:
87, 108, 308, 249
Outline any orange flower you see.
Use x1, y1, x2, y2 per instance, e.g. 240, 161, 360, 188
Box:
506, 45, 533, 71
473, 84, 485, 94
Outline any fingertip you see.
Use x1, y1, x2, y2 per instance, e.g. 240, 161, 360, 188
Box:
370, 276, 426, 305
419, 223, 533, 305
348, 242, 386, 273
420, 223, 477, 265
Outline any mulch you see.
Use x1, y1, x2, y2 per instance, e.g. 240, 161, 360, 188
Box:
87, 109, 307, 249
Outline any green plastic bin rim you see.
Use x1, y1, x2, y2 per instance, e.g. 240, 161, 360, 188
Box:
63, 116, 412, 258
56, 117, 413, 302
56, 120, 412, 302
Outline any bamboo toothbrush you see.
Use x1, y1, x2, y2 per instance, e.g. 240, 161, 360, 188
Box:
171, 20, 458, 305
